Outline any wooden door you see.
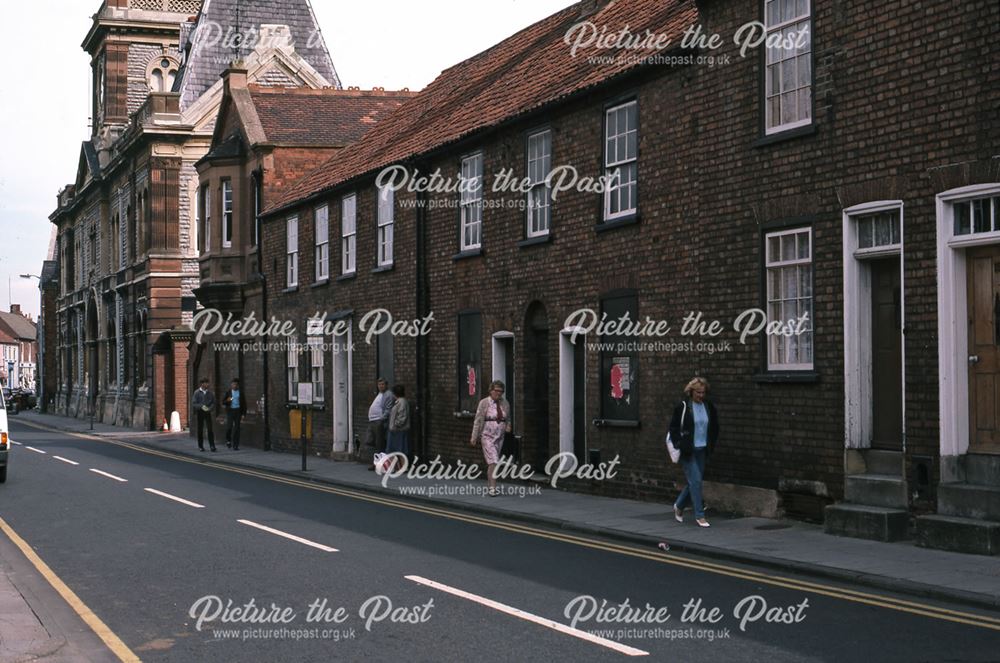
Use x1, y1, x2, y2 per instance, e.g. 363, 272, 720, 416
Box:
968, 245, 1000, 453
871, 258, 903, 449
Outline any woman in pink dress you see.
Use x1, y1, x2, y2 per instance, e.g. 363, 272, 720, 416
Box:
470, 381, 511, 496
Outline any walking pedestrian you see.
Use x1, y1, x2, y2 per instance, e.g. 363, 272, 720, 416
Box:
385, 384, 411, 461
470, 380, 511, 496
669, 377, 720, 527
192, 377, 217, 452
224, 379, 246, 450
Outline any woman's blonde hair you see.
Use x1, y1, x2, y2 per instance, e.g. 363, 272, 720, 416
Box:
684, 377, 710, 397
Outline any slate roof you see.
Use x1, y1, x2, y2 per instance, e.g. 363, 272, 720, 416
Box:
266, 0, 697, 215
175, 0, 341, 110
248, 87, 417, 147
0, 313, 37, 342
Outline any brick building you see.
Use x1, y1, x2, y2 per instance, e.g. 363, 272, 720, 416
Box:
253, 0, 1000, 552
190, 64, 414, 449
48, 0, 341, 430
0, 306, 38, 392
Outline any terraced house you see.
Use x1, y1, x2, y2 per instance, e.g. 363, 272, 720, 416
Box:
250, 0, 1000, 554
48, 0, 340, 430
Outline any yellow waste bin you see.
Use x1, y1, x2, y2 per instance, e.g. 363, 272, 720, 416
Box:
289, 409, 313, 439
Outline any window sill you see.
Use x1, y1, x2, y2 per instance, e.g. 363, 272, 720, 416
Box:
592, 419, 640, 428
336, 273, 357, 283
452, 248, 483, 262
753, 124, 818, 148
752, 371, 820, 384
518, 234, 553, 248
282, 286, 299, 294
310, 279, 330, 289
595, 214, 640, 233
372, 264, 395, 274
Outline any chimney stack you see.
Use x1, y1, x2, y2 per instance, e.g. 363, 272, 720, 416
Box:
10, 304, 20, 316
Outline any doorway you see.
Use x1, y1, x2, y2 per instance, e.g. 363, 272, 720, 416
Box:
332, 325, 353, 454
870, 257, 903, 450
524, 303, 550, 471
559, 328, 586, 468
967, 245, 1000, 453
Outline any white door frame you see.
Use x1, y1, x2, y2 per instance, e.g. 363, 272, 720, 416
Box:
842, 200, 905, 451
491, 331, 514, 388
331, 324, 353, 454
937, 183, 1000, 461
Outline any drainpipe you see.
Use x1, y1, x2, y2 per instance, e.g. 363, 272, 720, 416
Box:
416, 172, 429, 461
256, 170, 271, 451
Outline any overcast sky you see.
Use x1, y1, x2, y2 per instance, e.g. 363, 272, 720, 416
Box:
0, 0, 573, 320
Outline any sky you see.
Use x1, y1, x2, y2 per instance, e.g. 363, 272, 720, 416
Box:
0, 0, 573, 321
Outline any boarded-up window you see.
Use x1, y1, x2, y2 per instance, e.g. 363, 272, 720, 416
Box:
600, 290, 639, 421
457, 311, 482, 414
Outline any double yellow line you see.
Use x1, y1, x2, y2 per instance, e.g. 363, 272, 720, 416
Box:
11, 418, 1000, 643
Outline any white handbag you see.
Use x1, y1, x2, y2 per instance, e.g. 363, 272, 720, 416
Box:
665, 401, 686, 464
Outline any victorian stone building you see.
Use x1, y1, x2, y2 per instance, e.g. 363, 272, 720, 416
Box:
257, 0, 1000, 554
48, 0, 340, 430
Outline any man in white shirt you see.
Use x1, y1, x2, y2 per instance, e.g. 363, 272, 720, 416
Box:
366, 378, 395, 469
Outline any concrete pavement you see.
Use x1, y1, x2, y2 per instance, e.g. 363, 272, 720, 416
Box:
16, 410, 1000, 611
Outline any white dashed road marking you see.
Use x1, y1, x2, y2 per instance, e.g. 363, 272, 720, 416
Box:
144, 488, 205, 509
237, 520, 338, 552
405, 575, 650, 657
53, 456, 80, 466
89, 469, 128, 483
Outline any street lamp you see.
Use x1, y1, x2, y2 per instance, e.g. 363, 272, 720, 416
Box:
20, 274, 41, 411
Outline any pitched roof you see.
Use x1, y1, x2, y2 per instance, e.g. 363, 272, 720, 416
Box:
0, 312, 36, 342
248, 87, 417, 147
266, 0, 697, 214
175, 0, 341, 110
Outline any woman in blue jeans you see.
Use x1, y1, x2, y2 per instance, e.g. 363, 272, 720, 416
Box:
669, 377, 720, 528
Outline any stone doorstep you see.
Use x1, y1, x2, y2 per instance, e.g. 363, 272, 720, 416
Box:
915, 515, 1000, 556
937, 483, 1000, 521
824, 503, 910, 543
844, 474, 908, 509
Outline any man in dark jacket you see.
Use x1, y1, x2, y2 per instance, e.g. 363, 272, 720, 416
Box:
224, 379, 247, 450
192, 378, 217, 452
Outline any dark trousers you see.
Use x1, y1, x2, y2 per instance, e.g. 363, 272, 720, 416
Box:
226, 410, 242, 448
196, 410, 215, 449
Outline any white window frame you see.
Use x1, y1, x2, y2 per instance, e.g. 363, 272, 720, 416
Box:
222, 179, 233, 248
315, 204, 330, 281
204, 186, 212, 253
287, 343, 299, 402
603, 101, 638, 222
308, 333, 325, 402
764, 0, 812, 135
526, 130, 552, 238
342, 194, 357, 275
377, 185, 394, 267
286, 215, 299, 288
765, 226, 814, 371
252, 175, 261, 248
460, 153, 483, 251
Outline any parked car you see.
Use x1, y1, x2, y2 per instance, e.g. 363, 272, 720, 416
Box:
0, 389, 9, 482
11, 389, 36, 411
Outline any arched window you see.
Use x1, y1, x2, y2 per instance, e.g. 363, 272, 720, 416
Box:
147, 56, 179, 93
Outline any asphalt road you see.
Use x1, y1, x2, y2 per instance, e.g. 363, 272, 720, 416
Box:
1, 419, 999, 663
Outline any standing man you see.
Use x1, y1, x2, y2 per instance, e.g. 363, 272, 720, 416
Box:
192, 378, 217, 452
224, 378, 246, 450
366, 378, 395, 470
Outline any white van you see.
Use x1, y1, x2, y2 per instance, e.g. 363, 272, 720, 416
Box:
0, 388, 8, 483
